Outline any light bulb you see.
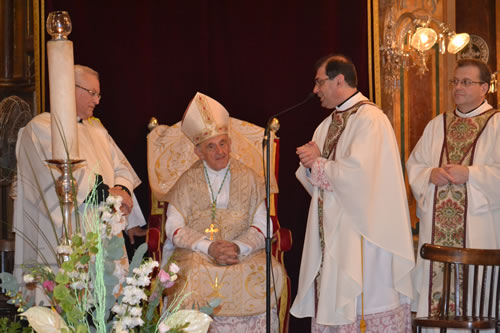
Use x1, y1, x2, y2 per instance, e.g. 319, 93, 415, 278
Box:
447, 33, 470, 54
411, 27, 437, 51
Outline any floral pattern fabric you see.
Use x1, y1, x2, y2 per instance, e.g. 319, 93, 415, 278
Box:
311, 303, 411, 333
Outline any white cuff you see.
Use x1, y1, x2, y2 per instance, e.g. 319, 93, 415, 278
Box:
194, 239, 212, 255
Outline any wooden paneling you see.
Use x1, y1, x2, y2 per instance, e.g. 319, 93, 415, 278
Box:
457, 0, 497, 107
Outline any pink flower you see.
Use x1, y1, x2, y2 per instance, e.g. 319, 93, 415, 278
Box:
43, 280, 55, 292
163, 281, 174, 289
158, 270, 170, 283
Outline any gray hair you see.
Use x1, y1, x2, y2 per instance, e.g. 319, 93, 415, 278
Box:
74, 65, 99, 81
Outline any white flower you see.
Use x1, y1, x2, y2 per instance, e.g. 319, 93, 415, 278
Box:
126, 277, 137, 286
110, 220, 126, 235
107, 194, 123, 207
113, 321, 128, 333
129, 306, 142, 317
23, 274, 34, 283
169, 262, 180, 274
101, 210, 113, 222
122, 286, 146, 305
20, 307, 69, 332
122, 315, 144, 329
135, 275, 151, 287
170, 274, 178, 282
70, 281, 86, 290
112, 304, 127, 316
162, 310, 212, 333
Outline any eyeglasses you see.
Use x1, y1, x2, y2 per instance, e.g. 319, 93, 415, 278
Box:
314, 77, 332, 87
448, 79, 486, 87
76, 84, 102, 99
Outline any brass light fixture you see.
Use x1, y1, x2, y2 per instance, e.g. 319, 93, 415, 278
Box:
381, 8, 470, 92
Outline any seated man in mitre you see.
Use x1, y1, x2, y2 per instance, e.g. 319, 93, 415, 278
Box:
162, 92, 284, 332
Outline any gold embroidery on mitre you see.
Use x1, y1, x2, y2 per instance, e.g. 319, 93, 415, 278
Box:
192, 94, 228, 144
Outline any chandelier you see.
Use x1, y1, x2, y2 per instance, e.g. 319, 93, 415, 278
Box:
381, 8, 470, 92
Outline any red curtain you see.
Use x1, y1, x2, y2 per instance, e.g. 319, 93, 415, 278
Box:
45, 1, 368, 331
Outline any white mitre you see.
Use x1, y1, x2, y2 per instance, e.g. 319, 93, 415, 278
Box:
181, 92, 230, 145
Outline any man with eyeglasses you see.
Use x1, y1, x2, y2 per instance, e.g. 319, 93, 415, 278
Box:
14, 65, 147, 300
291, 54, 415, 332
407, 59, 499, 321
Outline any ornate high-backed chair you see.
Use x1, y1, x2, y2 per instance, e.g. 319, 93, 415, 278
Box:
146, 117, 292, 332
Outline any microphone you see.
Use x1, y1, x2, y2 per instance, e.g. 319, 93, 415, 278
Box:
263, 93, 314, 147
266, 92, 315, 128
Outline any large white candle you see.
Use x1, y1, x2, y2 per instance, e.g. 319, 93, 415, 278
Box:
47, 39, 79, 160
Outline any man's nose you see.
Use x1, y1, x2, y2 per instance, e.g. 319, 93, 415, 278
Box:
313, 85, 319, 94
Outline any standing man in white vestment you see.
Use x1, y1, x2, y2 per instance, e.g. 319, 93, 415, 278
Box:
407, 59, 500, 326
14, 65, 146, 289
290, 54, 415, 332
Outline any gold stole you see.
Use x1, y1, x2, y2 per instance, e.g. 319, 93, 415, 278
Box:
429, 108, 498, 316
314, 100, 375, 309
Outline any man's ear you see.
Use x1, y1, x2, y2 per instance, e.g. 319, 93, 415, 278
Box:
481, 82, 490, 96
194, 145, 204, 160
336, 74, 345, 86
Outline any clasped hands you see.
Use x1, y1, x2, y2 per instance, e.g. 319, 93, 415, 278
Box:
297, 141, 321, 168
430, 164, 469, 186
208, 240, 240, 266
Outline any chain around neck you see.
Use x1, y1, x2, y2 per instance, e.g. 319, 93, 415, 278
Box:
204, 162, 231, 221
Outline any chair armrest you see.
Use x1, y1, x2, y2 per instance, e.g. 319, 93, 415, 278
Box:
275, 227, 292, 253
146, 214, 164, 262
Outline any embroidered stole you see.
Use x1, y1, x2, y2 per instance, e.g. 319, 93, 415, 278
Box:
314, 100, 375, 310
428, 108, 498, 316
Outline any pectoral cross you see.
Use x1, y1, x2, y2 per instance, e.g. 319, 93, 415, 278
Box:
205, 223, 219, 240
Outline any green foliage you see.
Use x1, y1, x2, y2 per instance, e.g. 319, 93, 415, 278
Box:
0, 272, 19, 294
0, 317, 31, 333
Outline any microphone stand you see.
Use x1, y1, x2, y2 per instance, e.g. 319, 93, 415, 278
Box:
262, 93, 313, 332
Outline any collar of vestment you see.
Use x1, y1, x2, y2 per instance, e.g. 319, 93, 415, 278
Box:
335, 91, 367, 113
455, 100, 491, 118
202, 160, 231, 177
335, 90, 359, 109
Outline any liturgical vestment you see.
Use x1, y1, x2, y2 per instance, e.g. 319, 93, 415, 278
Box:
407, 101, 500, 328
291, 93, 415, 328
13, 112, 146, 294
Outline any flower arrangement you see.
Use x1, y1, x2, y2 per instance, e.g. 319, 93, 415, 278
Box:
0, 194, 213, 333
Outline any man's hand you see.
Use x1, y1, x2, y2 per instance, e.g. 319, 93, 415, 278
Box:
430, 167, 454, 186
126, 226, 147, 245
208, 240, 240, 265
443, 164, 469, 185
109, 186, 133, 215
296, 141, 321, 168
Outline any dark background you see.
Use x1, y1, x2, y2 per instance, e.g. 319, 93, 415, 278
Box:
46, 1, 368, 331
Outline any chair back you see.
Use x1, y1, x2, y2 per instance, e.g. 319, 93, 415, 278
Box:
414, 243, 500, 331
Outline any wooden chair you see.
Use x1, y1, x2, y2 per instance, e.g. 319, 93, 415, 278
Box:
414, 243, 500, 332
145, 117, 292, 333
